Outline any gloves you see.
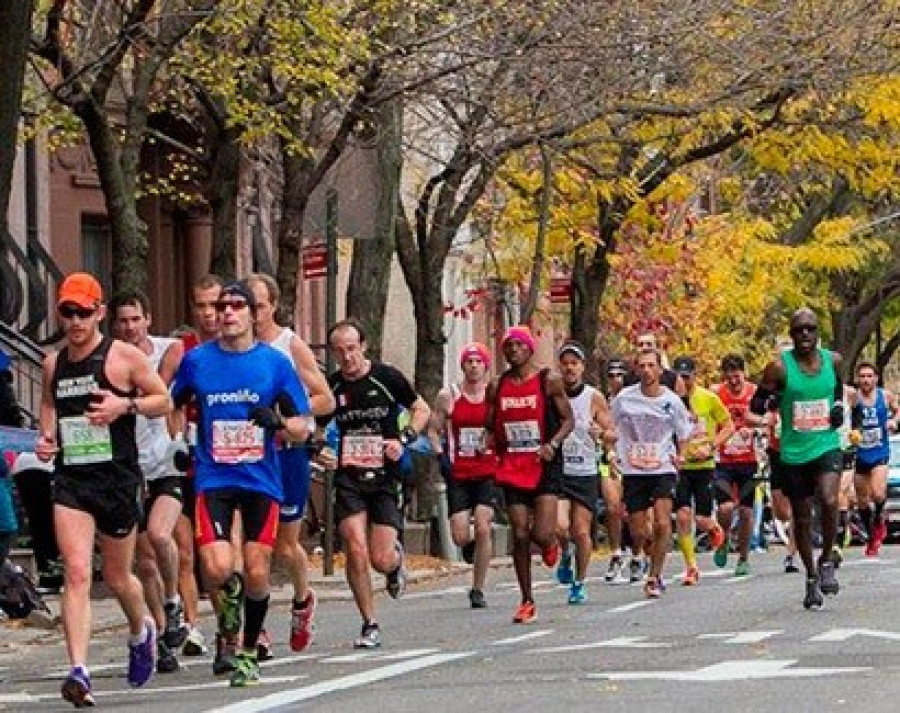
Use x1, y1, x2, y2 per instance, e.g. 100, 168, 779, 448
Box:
250, 406, 285, 432
829, 402, 845, 429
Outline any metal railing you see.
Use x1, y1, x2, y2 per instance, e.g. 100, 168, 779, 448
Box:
0, 322, 44, 427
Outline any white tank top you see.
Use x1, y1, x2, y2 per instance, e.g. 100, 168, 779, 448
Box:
562, 384, 600, 477
137, 336, 179, 481
269, 328, 295, 365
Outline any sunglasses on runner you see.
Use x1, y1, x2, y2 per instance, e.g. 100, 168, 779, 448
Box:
59, 303, 97, 319
215, 299, 249, 313
790, 324, 817, 336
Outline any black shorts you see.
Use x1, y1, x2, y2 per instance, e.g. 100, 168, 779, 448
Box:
334, 470, 403, 532
782, 449, 843, 500
139, 476, 185, 532
855, 455, 888, 475
194, 487, 279, 548
843, 448, 857, 472
622, 474, 677, 513
559, 475, 599, 514
503, 464, 562, 510
53, 471, 142, 538
181, 476, 197, 522
767, 450, 787, 492
714, 463, 759, 508
447, 477, 497, 516
675, 468, 714, 516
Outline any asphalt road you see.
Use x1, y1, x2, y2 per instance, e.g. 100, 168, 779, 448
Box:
4, 547, 900, 712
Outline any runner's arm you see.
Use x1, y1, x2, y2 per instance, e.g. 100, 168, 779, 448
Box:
749, 359, 786, 415
127, 345, 173, 418
35, 353, 59, 461
590, 389, 616, 447
427, 388, 452, 454
546, 372, 575, 448
290, 335, 336, 417
406, 395, 431, 436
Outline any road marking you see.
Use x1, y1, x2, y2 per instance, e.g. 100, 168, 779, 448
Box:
40, 653, 321, 679
207, 651, 474, 712
840, 558, 894, 568
402, 586, 467, 601
810, 628, 900, 643
321, 648, 438, 664
588, 659, 870, 682
698, 631, 782, 644
607, 600, 654, 613
530, 636, 671, 654
0, 692, 39, 704
490, 630, 553, 646
723, 575, 755, 584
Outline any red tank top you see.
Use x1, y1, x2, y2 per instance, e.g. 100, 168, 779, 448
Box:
494, 371, 547, 489
448, 387, 496, 480
716, 382, 757, 464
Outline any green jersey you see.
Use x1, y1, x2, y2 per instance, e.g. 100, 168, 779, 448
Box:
779, 348, 840, 464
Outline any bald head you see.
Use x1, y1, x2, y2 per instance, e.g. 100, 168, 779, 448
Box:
789, 308, 818, 330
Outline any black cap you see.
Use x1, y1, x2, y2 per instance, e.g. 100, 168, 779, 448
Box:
606, 358, 627, 376
221, 280, 257, 311
673, 355, 696, 375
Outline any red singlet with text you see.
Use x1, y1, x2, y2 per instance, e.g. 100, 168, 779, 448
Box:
494, 372, 546, 490
716, 382, 757, 464
449, 388, 496, 480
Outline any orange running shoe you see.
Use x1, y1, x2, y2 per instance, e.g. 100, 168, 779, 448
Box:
708, 524, 726, 551
512, 601, 537, 624
682, 566, 700, 586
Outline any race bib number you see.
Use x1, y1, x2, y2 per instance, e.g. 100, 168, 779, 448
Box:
793, 399, 830, 432
59, 416, 113, 465
211, 420, 264, 464
861, 427, 883, 447
504, 420, 541, 453
723, 430, 754, 457
627, 442, 662, 470
341, 434, 384, 469
457, 427, 484, 457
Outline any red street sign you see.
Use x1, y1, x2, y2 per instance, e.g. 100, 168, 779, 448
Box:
550, 277, 572, 304
302, 243, 328, 279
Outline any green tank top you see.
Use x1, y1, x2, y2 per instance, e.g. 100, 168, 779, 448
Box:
779, 348, 840, 464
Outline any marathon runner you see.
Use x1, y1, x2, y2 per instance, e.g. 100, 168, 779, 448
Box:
600, 358, 628, 583
610, 349, 692, 598
247, 273, 335, 650
486, 325, 574, 623
672, 356, 732, 585
752, 308, 844, 609
833, 384, 857, 565
327, 319, 430, 648
429, 342, 498, 609
110, 290, 189, 673
36, 273, 173, 706
852, 361, 898, 557
171, 280, 312, 687
554, 342, 614, 604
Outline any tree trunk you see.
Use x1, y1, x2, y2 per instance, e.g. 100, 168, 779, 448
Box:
206, 129, 242, 280
520, 144, 552, 324
276, 143, 315, 320
412, 252, 448, 403
346, 99, 402, 359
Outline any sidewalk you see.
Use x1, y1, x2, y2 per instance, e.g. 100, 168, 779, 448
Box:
0, 555, 512, 650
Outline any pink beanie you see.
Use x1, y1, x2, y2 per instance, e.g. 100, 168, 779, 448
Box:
502, 325, 536, 352
459, 342, 491, 369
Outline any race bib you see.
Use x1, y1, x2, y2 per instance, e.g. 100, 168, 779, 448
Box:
457, 427, 485, 457
211, 420, 265, 464
341, 434, 384, 469
723, 429, 754, 457
563, 435, 587, 465
504, 420, 541, 453
793, 399, 830, 432
861, 427, 883, 447
59, 416, 113, 465
628, 442, 662, 470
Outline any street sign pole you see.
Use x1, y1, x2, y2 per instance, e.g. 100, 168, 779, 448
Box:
323, 188, 338, 577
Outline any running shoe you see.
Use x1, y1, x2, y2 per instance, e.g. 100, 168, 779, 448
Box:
182, 626, 208, 656
213, 632, 238, 675
469, 588, 487, 609
556, 548, 574, 585
229, 651, 260, 688
865, 538, 879, 557
568, 581, 588, 605
874, 518, 888, 548
386, 542, 407, 599
829, 546, 844, 568
803, 576, 824, 610
353, 622, 382, 649
61, 667, 94, 708
734, 560, 750, 577
784, 555, 800, 574
604, 555, 626, 584
156, 638, 179, 674
644, 576, 665, 599
290, 589, 317, 652
461, 541, 476, 565
257, 628, 274, 661
682, 565, 700, 586
163, 600, 189, 649
542, 542, 561, 568
818, 559, 840, 596
127, 618, 156, 688
713, 534, 730, 568
512, 601, 537, 624
708, 524, 726, 552
628, 558, 642, 583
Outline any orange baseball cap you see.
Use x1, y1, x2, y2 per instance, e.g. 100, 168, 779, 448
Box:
58, 272, 103, 308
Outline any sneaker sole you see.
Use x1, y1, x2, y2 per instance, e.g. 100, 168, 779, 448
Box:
61, 680, 95, 708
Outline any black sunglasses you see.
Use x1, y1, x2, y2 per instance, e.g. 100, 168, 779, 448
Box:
59, 304, 97, 319
790, 324, 817, 335
215, 299, 249, 313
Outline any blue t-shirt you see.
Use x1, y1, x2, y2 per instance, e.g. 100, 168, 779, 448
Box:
172, 341, 310, 502
856, 388, 891, 466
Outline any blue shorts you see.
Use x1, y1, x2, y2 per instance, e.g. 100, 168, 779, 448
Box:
278, 446, 311, 523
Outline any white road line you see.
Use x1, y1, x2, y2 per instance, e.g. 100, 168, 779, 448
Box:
698, 631, 782, 644
723, 575, 755, 584
840, 558, 894, 567
402, 586, 468, 601
40, 653, 321, 679
607, 600, 654, 613
530, 636, 671, 654
207, 652, 475, 712
321, 648, 438, 664
589, 659, 870, 682
490, 630, 554, 646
